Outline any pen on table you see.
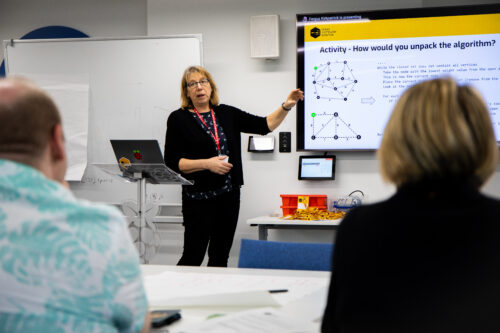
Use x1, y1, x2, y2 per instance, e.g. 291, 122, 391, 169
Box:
268, 289, 288, 293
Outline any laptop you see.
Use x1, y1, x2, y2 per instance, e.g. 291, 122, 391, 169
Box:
110, 139, 192, 184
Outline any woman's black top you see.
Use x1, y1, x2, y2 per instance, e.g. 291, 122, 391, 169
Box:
322, 178, 500, 333
164, 104, 270, 195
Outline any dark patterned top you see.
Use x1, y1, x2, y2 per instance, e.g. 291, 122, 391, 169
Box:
187, 111, 233, 199
164, 104, 271, 200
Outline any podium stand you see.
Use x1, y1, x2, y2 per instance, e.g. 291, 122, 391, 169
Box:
96, 163, 192, 263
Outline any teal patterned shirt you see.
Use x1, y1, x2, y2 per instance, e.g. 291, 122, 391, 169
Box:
0, 159, 148, 332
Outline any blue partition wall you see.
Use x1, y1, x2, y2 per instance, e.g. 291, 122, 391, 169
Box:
238, 238, 334, 271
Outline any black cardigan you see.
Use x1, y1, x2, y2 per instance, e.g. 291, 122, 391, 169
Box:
322, 179, 500, 333
164, 104, 270, 193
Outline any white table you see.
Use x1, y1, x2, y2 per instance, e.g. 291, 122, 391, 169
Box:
246, 216, 342, 240
141, 264, 330, 332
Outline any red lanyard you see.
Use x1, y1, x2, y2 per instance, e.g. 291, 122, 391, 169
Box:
193, 108, 221, 154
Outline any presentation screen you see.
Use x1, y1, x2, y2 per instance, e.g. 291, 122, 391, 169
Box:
296, 4, 500, 151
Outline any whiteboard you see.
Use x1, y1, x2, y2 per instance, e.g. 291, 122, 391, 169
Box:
4, 36, 202, 203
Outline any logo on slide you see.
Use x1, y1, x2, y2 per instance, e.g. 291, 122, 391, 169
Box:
311, 27, 321, 39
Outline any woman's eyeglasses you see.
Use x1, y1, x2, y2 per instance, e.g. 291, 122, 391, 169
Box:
187, 79, 210, 88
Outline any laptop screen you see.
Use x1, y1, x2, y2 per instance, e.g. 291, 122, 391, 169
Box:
109, 139, 193, 185
110, 140, 165, 168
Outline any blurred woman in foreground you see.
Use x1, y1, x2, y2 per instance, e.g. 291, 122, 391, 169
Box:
322, 77, 500, 333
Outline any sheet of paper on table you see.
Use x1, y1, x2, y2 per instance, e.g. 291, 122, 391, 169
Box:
144, 270, 328, 308
173, 307, 316, 333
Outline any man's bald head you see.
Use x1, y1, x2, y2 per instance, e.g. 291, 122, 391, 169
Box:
0, 77, 61, 160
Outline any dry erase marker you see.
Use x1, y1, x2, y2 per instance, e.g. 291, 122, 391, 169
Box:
269, 289, 288, 293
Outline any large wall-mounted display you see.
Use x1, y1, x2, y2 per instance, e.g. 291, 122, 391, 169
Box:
296, 4, 500, 151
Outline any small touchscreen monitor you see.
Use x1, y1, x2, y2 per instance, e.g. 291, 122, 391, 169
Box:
298, 155, 336, 180
248, 136, 274, 152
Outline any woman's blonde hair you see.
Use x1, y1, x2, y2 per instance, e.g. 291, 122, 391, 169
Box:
180, 66, 220, 109
378, 77, 498, 188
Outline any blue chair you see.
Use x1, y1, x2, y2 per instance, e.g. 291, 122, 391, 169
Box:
238, 238, 333, 271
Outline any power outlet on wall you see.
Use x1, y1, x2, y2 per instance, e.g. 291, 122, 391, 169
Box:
279, 132, 291, 152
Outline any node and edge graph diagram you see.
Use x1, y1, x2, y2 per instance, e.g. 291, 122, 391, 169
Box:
312, 60, 357, 101
310, 111, 361, 141
309, 61, 361, 142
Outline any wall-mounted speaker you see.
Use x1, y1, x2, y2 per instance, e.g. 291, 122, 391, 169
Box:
250, 15, 280, 59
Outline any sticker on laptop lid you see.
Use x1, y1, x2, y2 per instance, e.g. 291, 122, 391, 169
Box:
133, 149, 143, 160
119, 157, 131, 169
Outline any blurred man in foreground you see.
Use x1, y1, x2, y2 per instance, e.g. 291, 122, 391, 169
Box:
0, 77, 150, 332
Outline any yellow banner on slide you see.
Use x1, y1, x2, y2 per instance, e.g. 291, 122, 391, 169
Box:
304, 13, 500, 42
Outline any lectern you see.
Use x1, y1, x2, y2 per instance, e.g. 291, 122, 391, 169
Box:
103, 140, 193, 263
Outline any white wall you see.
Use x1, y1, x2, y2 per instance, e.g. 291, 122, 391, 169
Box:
1, 0, 499, 267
